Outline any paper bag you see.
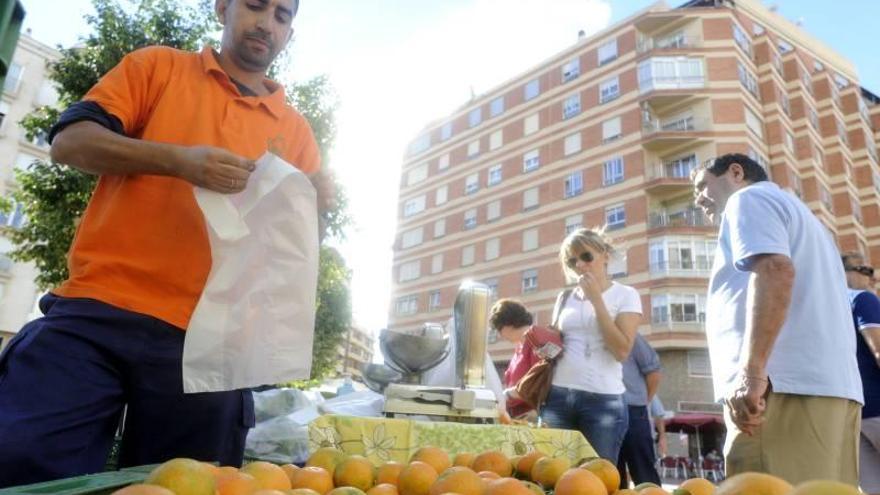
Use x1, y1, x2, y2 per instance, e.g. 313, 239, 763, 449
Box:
182, 152, 319, 393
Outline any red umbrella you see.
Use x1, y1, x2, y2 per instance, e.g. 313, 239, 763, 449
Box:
664, 413, 725, 454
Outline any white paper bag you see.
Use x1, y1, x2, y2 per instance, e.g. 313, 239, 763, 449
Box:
182, 152, 319, 393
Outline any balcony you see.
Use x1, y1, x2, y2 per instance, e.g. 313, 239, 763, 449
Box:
648, 209, 712, 230
644, 159, 698, 194
637, 35, 702, 54
641, 116, 709, 150
649, 259, 712, 279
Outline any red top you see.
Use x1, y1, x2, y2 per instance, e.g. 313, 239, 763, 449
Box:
503, 325, 545, 417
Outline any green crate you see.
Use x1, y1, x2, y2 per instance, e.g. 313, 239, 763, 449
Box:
0, 471, 147, 495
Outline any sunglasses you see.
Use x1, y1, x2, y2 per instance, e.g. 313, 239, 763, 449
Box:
846, 265, 875, 277
566, 251, 594, 268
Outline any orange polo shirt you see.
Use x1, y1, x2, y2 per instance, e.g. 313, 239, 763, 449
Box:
53, 46, 320, 329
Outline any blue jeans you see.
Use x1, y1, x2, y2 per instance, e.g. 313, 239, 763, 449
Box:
0, 294, 255, 488
541, 385, 628, 461
617, 405, 661, 487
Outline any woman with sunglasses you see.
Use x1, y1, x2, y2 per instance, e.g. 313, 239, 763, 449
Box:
541, 227, 642, 461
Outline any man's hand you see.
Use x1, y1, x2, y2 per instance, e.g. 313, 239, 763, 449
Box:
177, 146, 256, 194
310, 168, 337, 214
657, 434, 668, 457
725, 373, 769, 435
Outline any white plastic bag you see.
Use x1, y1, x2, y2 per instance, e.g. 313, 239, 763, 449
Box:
182, 152, 319, 393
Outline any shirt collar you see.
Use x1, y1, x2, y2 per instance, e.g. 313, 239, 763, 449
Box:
199, 46, 286, 119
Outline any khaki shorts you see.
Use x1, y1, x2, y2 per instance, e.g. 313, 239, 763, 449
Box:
723, 392, 860, 485
861, 416, 880, 494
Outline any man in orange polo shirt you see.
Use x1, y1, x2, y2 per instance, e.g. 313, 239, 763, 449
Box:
0, 0, 328, 487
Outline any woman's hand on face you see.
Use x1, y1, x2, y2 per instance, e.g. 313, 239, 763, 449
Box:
578, 272, 604, 302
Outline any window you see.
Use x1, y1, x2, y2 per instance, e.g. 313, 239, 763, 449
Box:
687, 350, 712, 376
440, 122, 453, 141
485, 238, 500, 261
465, 173, 479, 195
737, 61, 758, 98
468, 108, 482, 128
606, 204, 626, 229
564, 171, 583, 198
407, 163, 428, 186
602, 117, 622, 143
638, 57, 704, 92
487, 164, 502, 186
820, 185, 833, 212
431, 253, 443, 274
463, 208, 477, 229
564, 133, 581, 155
396, 295, 418, 315
851, 196, 863, 224
809, 108, 819, 131
778, 90, 790, 116
522, 269, 538, 293
732, 23, 751, 56
467, 139, 480, 158
837, 119, 849, 145
403, 195, 426, 217
777, 39, 793, 54
438, 154, 450, 171
523, 228, 539, 251
399, 261, 420, 282
434, 218, 446, 238
483, 278, 499, 300
772, 52, 784, 77
0, 201, 26, 229
813, 60, 824, 72
745, 107, 763, 138
489, 129, 503, 151
523, 187, 539, 211
562, 58, 580, 82
401, 227, 424, 249
663, 153, 697, 178
13, 153, 38, 172
651, 293, 706, 324
565, 214, 582, 234
784, 131, 794, 154
461, 245, 475, 266
599, 76, 620, 103
524, 113, 539, 135
490, 96, 505, 117
598, 39, 618, 65
487, 199, 501, 222
603, 157, 624, 185
0, 101, 9, 134
428, 291, 442, 311
802, 71, 813, 95
649, 237, 717, 272
3, 62, 23, 94
562, 94, 581, 120
435, 185, 448, 205
753, 23, 765, 35
524, 78, 540, 101
409, 133, 431, 155
523, 149, 540, 172
608, 253, 627, 278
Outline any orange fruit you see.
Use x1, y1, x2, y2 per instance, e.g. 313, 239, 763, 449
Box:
615, 490, 640, 495
716, 473, 792, 495
398, 461, 439, 495
328, 488, 368, 495
635, 484, 660, 492
216, 471, 261, 495
530, 457, 570, 488
472, 451, 512, 477
112, 485, 175, 495
243, 462, 293, 491
308, 448, 347, 474
334, 456, 376, 491
368, 483, 400, 495
412, 447, 452, 475
478, 471, 501, 480
290, 466, 335, 495
288, 490, 324, 495
200, 463, 221, 475
521, 481, 544, 495
555, 469, 606, 495
429, 467, 484, 495
790, 481, 860, 495
578, 459, 620, 495
253, 490, 289, 495
640, 488, 669, 495
145, 458, 216, 495
218, 466, 243, 476
676, 478, 716, 495
282, 465, 301, 483
453, 453, 475, 468
516, 452, 546, 479
484, 478, 534, 495
377, 462, 405, 486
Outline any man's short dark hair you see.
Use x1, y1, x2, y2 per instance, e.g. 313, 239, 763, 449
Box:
706, 153, 769, 183
489, 299, 533, 331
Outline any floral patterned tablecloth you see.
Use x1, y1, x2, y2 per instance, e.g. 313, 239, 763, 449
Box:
308, 415, 596, 464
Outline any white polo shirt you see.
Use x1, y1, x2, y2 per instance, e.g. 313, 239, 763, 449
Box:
706, 181, 862, 403
552, 282, 642, 394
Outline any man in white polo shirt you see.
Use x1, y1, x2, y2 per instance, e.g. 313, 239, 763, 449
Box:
692, 153, 862, 484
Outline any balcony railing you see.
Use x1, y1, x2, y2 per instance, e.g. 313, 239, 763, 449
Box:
645, 160, 699, 181
637, 35, 701, 53
649, 259, 712, 277
648, 209, 711, 228
639, 74, 705, 93
642, 116, 708, 135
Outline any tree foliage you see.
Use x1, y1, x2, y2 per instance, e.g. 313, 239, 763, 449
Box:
6, 0, 352, 382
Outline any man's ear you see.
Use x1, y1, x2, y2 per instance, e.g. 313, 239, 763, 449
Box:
730, 162, 746, 182
215, 0, 228, 25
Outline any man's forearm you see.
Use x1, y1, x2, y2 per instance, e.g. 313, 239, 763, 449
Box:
744, 255, 795, 375
645, 371, 661, 402
50, 121, 182, 177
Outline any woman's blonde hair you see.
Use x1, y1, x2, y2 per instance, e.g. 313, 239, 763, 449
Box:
558, 226, 616, 280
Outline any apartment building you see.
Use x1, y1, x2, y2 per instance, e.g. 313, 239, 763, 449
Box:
335, 325, 376, 381
0, 32, 59, 350
388, 0, 880, 415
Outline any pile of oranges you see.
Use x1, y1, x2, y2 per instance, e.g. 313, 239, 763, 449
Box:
109, 446, 860, 495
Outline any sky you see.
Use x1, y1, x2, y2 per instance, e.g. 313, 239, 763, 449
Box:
17, 0, 880, 336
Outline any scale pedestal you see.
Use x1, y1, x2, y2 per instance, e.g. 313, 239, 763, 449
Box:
383, 384, 498, 422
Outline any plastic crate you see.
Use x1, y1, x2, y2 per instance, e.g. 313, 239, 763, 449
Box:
0, 471, 147, 495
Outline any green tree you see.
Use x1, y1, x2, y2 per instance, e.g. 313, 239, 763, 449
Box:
6, 0, 352, 382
